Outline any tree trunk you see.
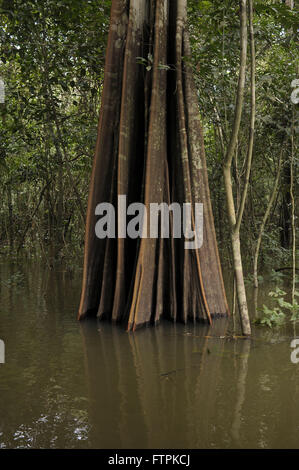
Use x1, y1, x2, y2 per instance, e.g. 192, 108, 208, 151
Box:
253, 143, 284, 288
290, 107, 296, 305
223, 0, 251, 335
7, 184, 13, 250
78, 0, 228, 330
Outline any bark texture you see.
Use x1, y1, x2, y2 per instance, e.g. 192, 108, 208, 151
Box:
78, 0, 228, 330
223, 0, 251, 336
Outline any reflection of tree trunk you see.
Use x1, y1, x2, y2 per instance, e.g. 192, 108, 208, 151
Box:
231, 339, 251, 445
80, 321, 148, 448
79, 320, 228, 448
78, 0, 228, 330
128, 327, 187, 448
191, 319, 229, 447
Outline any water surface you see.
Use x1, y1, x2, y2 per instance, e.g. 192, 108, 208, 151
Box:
0, 260, 298, 448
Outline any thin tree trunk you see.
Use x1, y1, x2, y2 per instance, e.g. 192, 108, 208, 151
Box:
223, 0, 251, 335
253, 144, 284, 288
235, 0, 256, 234
286, 0, 296, 306
7, 184, 13, 250
290, 108, 296, 304
78, 0, 228, 330
279, 0, 294, 250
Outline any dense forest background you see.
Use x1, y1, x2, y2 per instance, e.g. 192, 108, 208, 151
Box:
0, 0, 298, 280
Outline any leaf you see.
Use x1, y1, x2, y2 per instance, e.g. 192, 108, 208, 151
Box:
157, 63, 171, 71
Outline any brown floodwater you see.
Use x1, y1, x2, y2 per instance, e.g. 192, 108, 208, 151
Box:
0, 259, 298, 449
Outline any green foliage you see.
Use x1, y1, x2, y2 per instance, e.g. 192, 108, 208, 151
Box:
255, 287, 299, 328
0, 0, 111, 257
0, 0, 298, 268
269, 269, 286, 282
257, 304, 286, 328
245, 273, 264, 286
187, 0, 298, 266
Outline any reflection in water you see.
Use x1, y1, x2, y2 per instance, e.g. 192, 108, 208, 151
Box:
0, 260, 299, 448
231, 340, 251, 444
80, 319, 230, 449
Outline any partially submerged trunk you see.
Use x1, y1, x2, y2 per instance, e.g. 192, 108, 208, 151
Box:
78, 0, 228, 330
223, 0, 252, 336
